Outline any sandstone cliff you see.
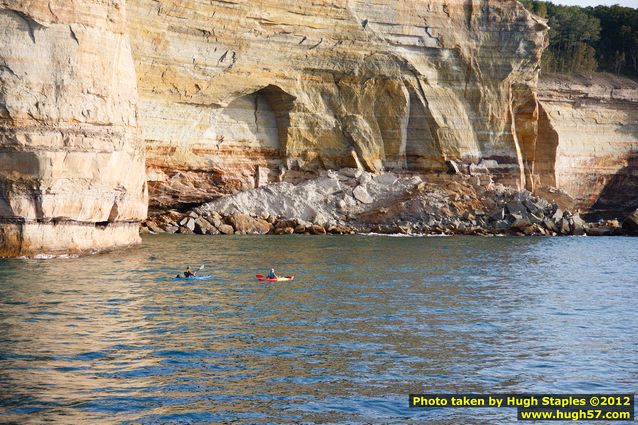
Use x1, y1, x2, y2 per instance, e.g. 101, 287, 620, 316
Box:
126, 0, 548, 208
3, 1, 638, 257
0, 0, 147, 257
537, 74, 638, 218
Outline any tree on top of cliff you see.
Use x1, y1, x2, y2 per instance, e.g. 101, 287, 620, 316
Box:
521, 0, 548, 18
521, 1, 638, 78
592, 5, 638, 76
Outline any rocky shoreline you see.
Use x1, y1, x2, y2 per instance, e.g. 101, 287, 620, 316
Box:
142, 169, 638, 238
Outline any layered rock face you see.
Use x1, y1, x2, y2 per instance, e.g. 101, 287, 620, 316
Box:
0, 1, 147, 257
537, 74, 638, 217
126, 0, 548, 208
4, 0, 636, 257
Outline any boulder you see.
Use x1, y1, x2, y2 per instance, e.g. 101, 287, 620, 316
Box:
194, 218, 215, 235
164, 225, 179, 234
571, 214, 587, 236
511, 217, 532, 231
506, 201, 527, 216
207, 212, 224, 229
313, 211, 331, 226
586, 227, 612, 236
358, 172, 373, 185
179, 226, 194, 234
489, 208, 505, 221
529, 212, 544, 224
218, 224, 235, 235
523, 199, 543, 214
560, 218, 571, 235
228, 213, 271, 234
552, 208, 564, 222
622, 209, 638, 235
494, 220, 510, 230
146, 221, 165, 233
353, 185, 374, 204
274, 226, 295, 235
328, 225, 352, 234
510, 213, 524, 221
543, 218, 558, 233
398, 225, 412, 234
320, 169, 339, 179
339, 168, 362, 179
275, 219, 297, 230
179, 217, 196, 232
311, 225, 327, 235
165, 210, 182, 221
373, 173, 398, 186
607, 219, 622, 230
313, 176, 342, 195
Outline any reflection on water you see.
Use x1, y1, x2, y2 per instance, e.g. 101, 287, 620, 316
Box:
0, 235, 636, 423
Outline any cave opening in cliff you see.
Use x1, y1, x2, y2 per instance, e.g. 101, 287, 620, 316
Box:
372, 81, 408, 171
257, 85, 295, 154
210, 85, 295, 165
404, 91, 442, 172
534, 103, 559, 189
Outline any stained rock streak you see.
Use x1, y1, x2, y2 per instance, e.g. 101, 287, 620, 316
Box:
1, 1, 637, 257
128, 0, 549, 203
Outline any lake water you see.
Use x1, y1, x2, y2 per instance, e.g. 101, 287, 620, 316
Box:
0, 235, 636, 423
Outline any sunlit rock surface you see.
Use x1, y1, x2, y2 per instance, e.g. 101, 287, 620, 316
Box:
126, 0, 548, 208
0, 1, 147, 257
3, 0, 638, 256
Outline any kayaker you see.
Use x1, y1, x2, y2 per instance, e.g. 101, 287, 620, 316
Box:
184, 266, 195, 278
266, 268, 277, 279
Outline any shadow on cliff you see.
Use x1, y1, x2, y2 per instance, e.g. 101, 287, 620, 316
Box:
0, 151, 43, 221
584, 151, 638, 221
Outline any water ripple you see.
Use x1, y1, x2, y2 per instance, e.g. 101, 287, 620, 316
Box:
0, 235, 636, 423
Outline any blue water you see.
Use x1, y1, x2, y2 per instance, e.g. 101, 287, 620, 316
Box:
0, 235, 636, 423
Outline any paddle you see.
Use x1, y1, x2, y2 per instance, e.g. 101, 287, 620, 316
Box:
193, 264, 205, 277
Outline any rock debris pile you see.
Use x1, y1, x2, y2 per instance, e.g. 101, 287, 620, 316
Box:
143, 169, 632, 237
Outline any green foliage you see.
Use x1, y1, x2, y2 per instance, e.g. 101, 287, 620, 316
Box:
592, 6, 638, 75
521, 1, 638, 77
521, 0, 548, 19
545, 6, 600, 73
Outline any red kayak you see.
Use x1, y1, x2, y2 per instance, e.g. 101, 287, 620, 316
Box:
256, 274, 294, 282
